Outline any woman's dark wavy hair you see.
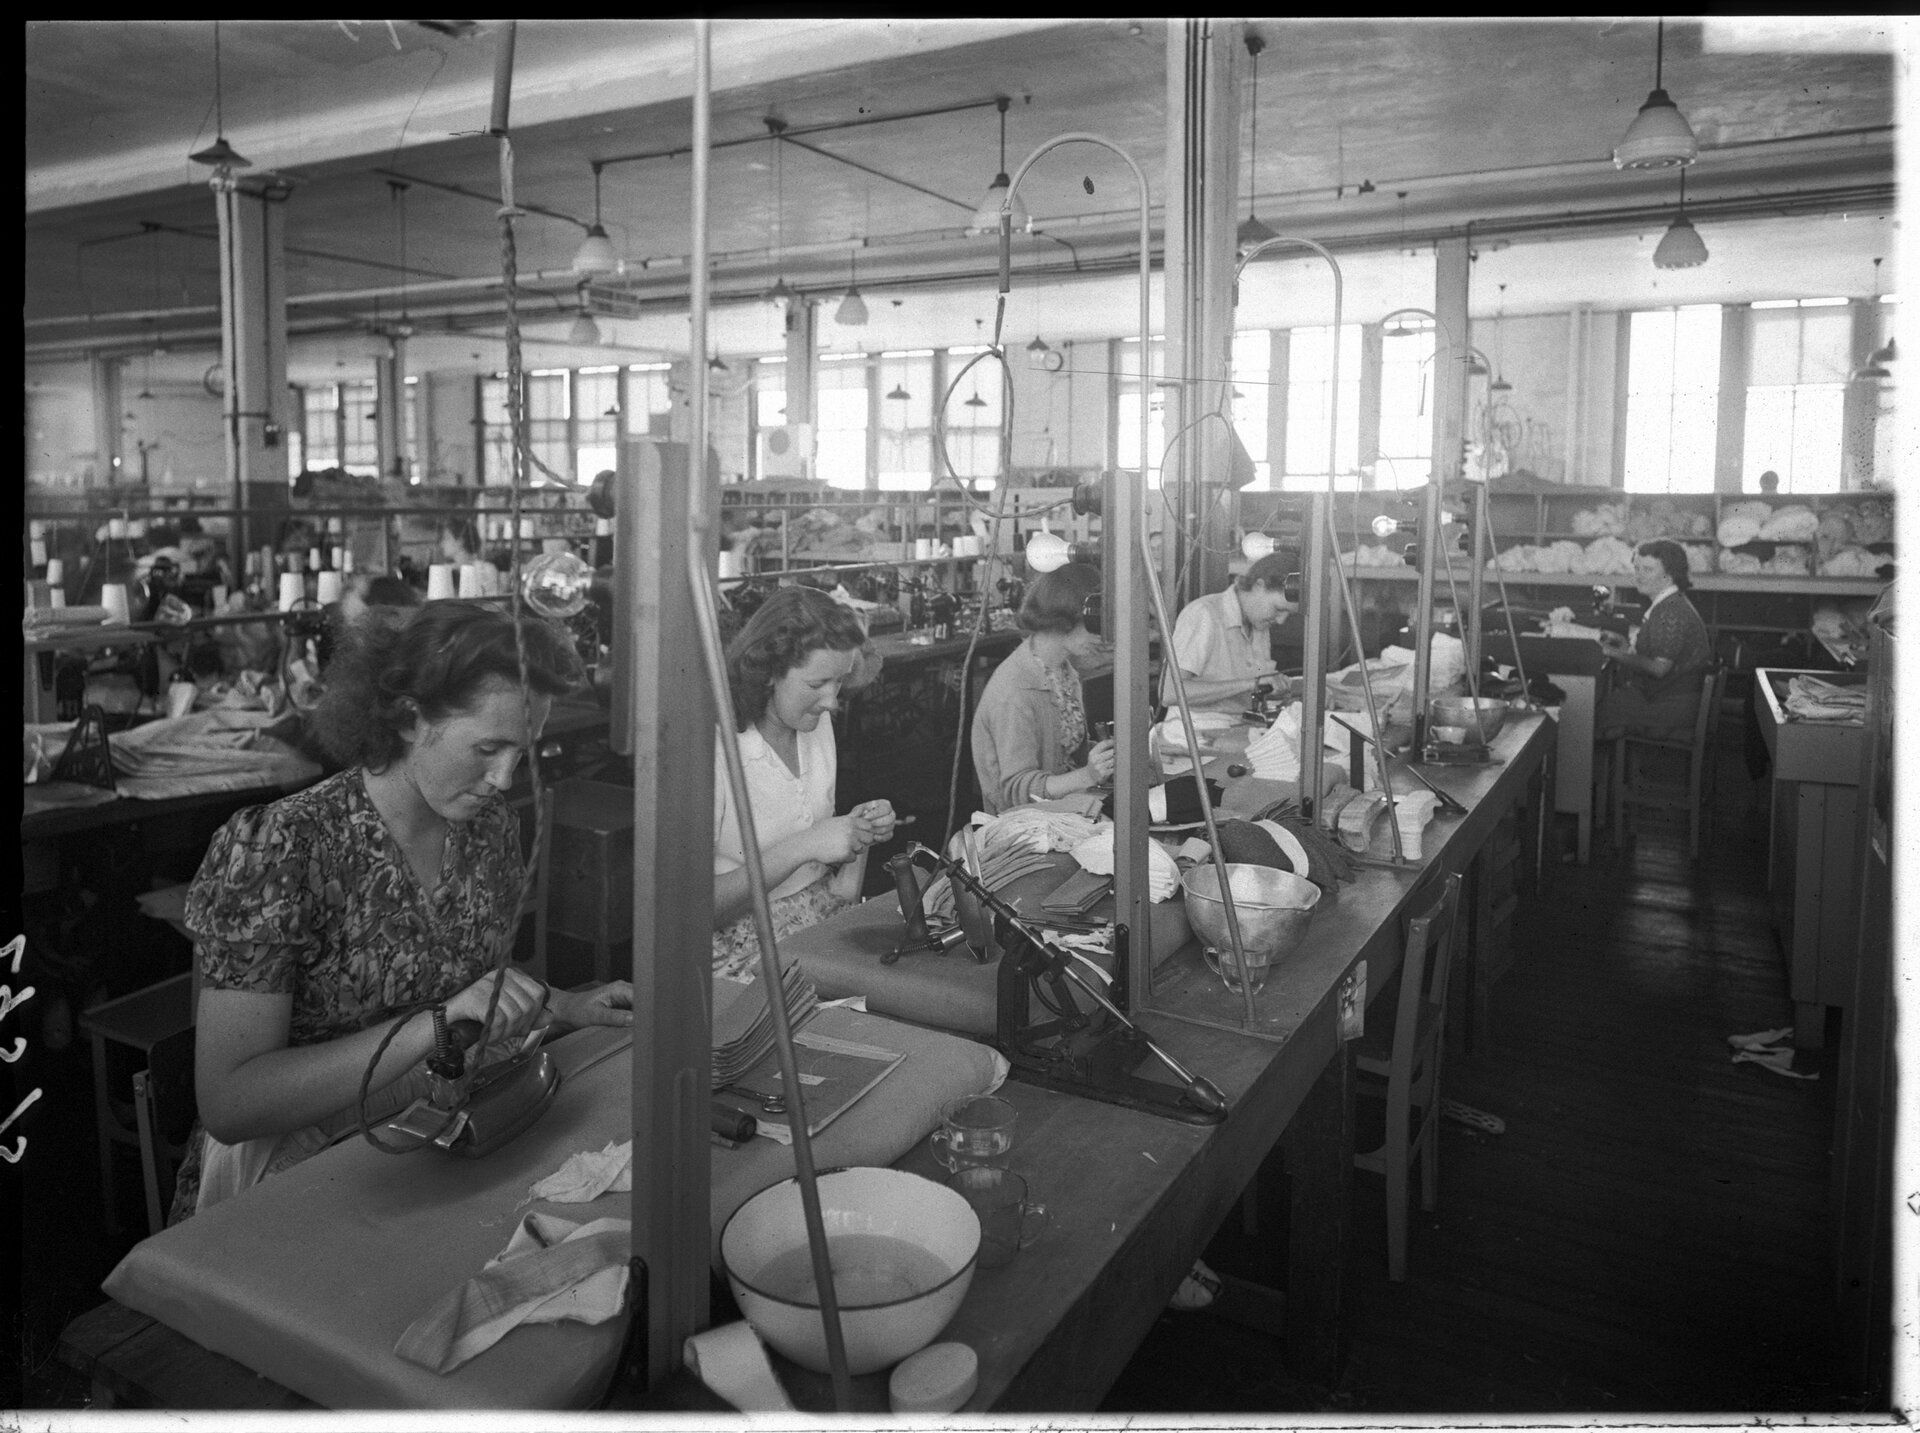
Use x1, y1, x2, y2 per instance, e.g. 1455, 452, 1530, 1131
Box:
725, 585, 866, 732
1018, 561, 1102, 635
311, 599, 583, 770
1636, 539, 1693, 593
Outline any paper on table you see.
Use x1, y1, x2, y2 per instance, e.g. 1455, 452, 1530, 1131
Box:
727, 1029, 904, 1145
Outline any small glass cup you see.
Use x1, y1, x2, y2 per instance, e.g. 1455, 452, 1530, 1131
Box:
946, 1166, 1049, 1269
1203, 943, 1273, 997
929, 1094, 1016, 1172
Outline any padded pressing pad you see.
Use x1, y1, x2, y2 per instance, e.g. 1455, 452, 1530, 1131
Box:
103, 1010, 998, 1410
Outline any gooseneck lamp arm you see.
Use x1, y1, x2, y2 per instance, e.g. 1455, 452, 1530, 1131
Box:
1234, 237, 1404, 859
685, 23, 854, 1409
1000, 131, 1156, 1004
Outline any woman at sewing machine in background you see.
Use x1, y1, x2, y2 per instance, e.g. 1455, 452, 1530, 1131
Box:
1595, 538, 1713, 740
170, 600, 635, 1222
712, 585, 896, 978
971, 561, 1117, 816
1160, 551, 1301, 716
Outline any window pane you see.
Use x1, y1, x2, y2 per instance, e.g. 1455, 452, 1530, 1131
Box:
623, 365, 673, 437
1115, 337, 1166, 484
303, 387, 338, 469
1624, 306, 1721, 493
1283, 324, 1360, 483
815, 357, 870, 490
1231, 329, 1271, 466
1377, 321, 1435, 486
339, 381, 378, 474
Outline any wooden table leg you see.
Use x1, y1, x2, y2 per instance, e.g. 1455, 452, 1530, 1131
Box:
89, 1030, 120, 1234
1282, 1040, 1354, 1387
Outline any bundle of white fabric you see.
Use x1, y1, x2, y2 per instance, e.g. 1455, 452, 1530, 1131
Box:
970, 804, 1105, 858
1069, 826, 1182, 902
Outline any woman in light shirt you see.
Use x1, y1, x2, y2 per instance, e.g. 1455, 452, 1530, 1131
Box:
712, 586, 896, 976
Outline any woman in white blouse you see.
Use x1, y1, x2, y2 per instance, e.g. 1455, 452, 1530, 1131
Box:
712, 586, 896, 975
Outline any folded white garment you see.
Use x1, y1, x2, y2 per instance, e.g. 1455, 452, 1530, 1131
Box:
1069, 827, 1180, 902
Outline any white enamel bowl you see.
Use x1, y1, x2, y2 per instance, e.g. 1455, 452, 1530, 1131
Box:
720, 1166, 980, 1375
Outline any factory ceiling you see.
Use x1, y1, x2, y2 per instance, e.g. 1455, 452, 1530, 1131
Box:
24, 18, 1903, 361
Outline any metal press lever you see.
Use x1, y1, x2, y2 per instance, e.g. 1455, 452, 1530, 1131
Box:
1328, 714, 1469, 816
905, 842, 1229, 1119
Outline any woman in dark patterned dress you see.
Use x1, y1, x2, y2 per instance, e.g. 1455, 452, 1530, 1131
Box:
1596, 539, 1714, 740
170, 600, 633, 1221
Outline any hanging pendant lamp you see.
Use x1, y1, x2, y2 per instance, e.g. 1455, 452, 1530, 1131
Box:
1236, 33, 1277, 250
886, 382, 911, 401
1488, 284, 1513, 392
568, 285, 601, 346
189, 21, 252, 168
1652, 171, 1708, 269
571, 164, 620, 275
1854, 258, 1895, 379
1614, 18, 1698, 170
967, 98, 1030, 236
834, 250, 868, 326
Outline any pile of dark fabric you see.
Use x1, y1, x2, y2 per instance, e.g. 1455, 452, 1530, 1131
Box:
1212, 797, 1359, 892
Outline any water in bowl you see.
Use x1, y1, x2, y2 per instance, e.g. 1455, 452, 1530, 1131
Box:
753, 1233, 954, 1308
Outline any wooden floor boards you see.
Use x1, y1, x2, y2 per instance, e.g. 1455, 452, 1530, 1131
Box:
1103, 768, 1869, 1416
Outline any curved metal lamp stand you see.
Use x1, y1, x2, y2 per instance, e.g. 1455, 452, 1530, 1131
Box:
684, 22, 854, 1409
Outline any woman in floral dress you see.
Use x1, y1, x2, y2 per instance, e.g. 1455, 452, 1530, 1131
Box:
170, 600, 633, 1221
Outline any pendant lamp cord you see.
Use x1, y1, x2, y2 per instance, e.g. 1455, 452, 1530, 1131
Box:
1655, 17, 1664, 90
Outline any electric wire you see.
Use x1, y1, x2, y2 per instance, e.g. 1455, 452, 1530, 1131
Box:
356, 78, 550, 1155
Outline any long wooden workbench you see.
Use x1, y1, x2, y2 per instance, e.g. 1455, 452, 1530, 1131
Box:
59, 712, 1553, 1413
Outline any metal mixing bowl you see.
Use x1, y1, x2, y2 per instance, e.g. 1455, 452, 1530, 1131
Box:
1429, 695, 1507, 744
1181, 862, 1321, 972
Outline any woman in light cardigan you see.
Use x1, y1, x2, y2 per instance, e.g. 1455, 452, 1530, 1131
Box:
970, 562, 1115, 815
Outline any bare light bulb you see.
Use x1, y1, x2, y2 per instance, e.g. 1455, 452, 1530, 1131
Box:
520, 550, 596, 619
1025, 529, 1071, 573
1241, 532, 1276, 561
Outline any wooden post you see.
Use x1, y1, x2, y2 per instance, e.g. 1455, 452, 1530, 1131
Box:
624, 437, 714, 1382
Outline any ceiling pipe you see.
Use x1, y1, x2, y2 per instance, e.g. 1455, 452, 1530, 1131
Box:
26, 177, 1895, 357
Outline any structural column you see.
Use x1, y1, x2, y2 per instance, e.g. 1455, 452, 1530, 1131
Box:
209, 168, 289, 555
375, 335, 408, 484
1412, 237, 1470, 742
1161, 19, 1246, 606
782, 294, 817, 478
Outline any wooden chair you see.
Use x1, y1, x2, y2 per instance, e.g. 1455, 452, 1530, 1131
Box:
132, 1024, 198, 1236
1610, 666, 1728, 859
1353, 870, 1463, 1282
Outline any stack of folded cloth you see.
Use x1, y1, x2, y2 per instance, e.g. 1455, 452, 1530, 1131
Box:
975, 804, 1105, 857
712, 962, 819, 1090
1068, 826, 1181, 902
1243, 706, 1358, 785
1784, 674, 1867, 723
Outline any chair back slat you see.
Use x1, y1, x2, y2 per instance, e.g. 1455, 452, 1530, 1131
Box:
1391, 871, 1464, 1069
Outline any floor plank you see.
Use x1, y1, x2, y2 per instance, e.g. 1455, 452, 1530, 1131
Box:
1103, 751, 1873, 1416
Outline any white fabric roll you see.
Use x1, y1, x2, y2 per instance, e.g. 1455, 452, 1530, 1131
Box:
684, 1321, 795, 1411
